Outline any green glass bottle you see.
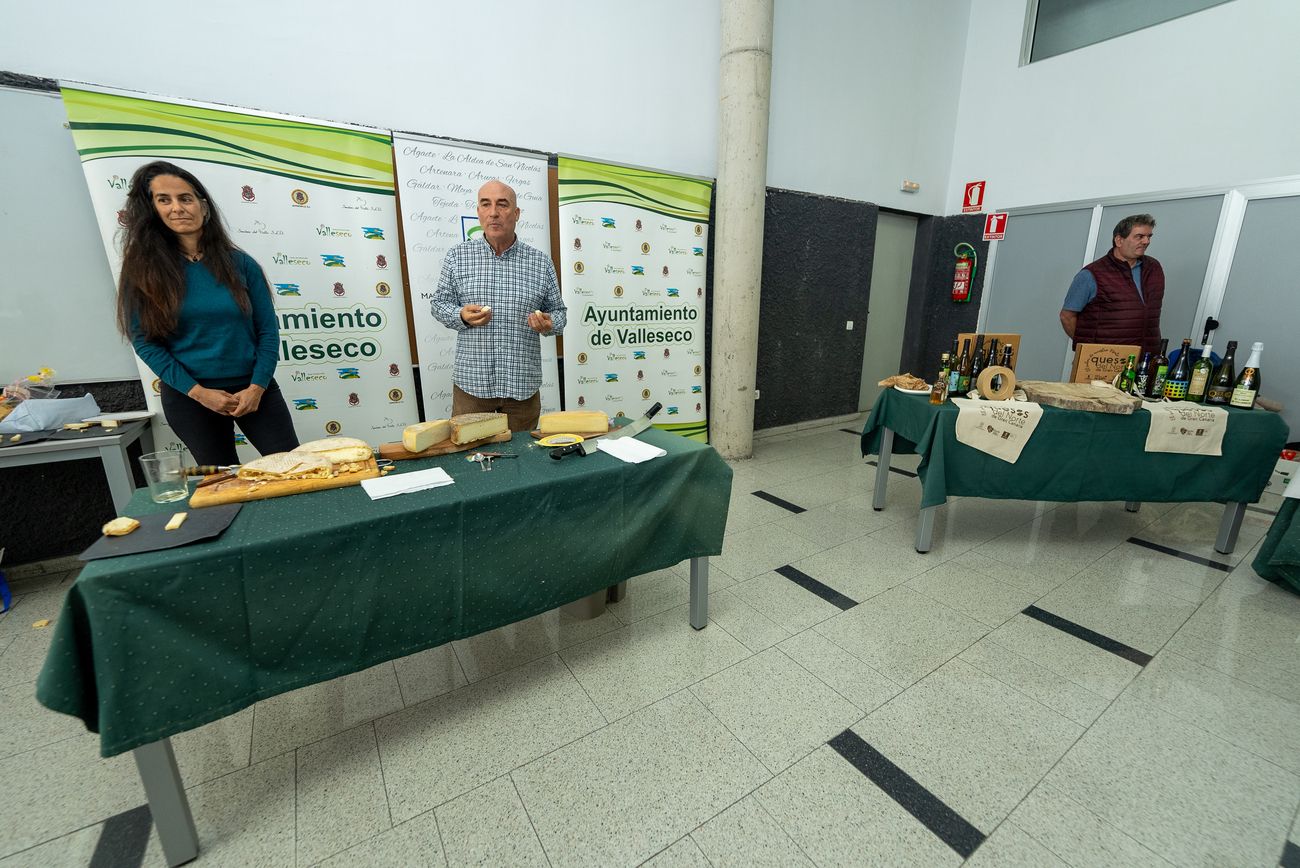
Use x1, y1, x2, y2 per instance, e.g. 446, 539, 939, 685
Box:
1187, 343, 1214, 403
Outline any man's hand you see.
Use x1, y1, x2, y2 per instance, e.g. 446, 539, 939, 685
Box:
460, 304, 493, 327
230, 384, 266, 418
1059, 309, 1078, 339
188, 385, 238, 415
527, 310, 553, 334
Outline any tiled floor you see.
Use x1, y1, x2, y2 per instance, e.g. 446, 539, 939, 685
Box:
2, 417, 1299, 867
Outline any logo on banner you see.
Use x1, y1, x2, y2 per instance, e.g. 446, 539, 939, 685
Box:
602, 240, 623, 253
273, 253, 311, 266
294, 398, 319, 410
693, 247, 704, 256
325, 420, 342, 434
317, 225, 352, 238
573, 238, 582, 250
667, 406, 679, 415
664, 348, 671, 359
291, 189, 310, 207
321, 255, 346, 267
660, 369, 679, 378
348, 392, 360, 406
388, 388, 404, 403
576, 352, 589, 365
362, 227, 385, 240
600, 217, 616, 229
697, 287, 703, 298
238, 220, 284, 237
659, 223, 676, 234
607, 352, 628, 361
573, 261, 585, 274
637, 370, 645, 381
337, 368, 360, 379
605, 373, 619, 382
662, 266, 669, 276
274, 283, 301, 296
577, 395, 586, 406
633, 351, 647, 360
577, 375, 598, 385
151, 378, 161, 395
572, 215, 594, 226
641, 389, 651, 400
669, 245, 688, 255
106, 175, 129, 190
667, 288, 680, 298
344, 196, 381, 212
694, 224, 704, 236
289, 371, 326, 382
640, 242, 651, 254
375, 282, 392, 297
696, 403, 702, 412
613, 286, 625, 298
605, 394, 625, 404
332, 282, 346, 297
635, 219, 643, 231
376, 255, 389, 269
605, 264, 627, 275
241, 185, 256, 202
234, 432, 249, 445
631, 265, 644, 276
388, 363, 401, 377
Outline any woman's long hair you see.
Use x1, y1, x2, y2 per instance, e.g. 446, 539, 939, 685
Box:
115, 161, 250, 340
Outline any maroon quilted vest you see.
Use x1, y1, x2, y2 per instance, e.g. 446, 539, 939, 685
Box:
1075, 251, 1164, 356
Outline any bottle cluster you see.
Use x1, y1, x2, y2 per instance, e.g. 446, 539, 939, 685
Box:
1120, 338, 1263, 409
931, 334, 1014, 404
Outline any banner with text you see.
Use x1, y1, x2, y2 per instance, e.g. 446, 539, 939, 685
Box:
391, 135, 558, 419
556, 157, 711, 441
62, 86, 417, 460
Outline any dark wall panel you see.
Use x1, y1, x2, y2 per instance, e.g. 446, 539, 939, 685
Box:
900, 214, 990, 377
755, 189, 877, 429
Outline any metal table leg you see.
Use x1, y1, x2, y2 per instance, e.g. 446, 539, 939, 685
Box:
689, 557, 709, 630
915, 505, 938, 553
98, 442, 136, 513
132, 738, 197, 866
1124, 501, 1141, 513
872, 427, 894, 511
606, 581, 627, 603
1215, 501, 1245, 554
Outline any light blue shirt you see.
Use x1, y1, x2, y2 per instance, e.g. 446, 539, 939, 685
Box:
1063, 261, 1143, 311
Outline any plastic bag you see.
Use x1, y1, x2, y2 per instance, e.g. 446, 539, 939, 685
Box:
0, 395, 102, 433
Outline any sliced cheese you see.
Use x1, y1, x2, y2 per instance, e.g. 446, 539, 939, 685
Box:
538, 410, 609, 435
102, 516, 140, 537
402, 419, 451, 453
237, 452, 333, 481
293, 436, 373, 466
102, 419, 120, 429
164, 512, 188, 531
63, 422, 92, 430
450, 412, 508, 444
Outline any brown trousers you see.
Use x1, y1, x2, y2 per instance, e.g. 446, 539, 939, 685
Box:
452, 384, 541, 432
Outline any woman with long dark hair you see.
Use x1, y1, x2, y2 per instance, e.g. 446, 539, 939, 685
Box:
116, 161, 298, 465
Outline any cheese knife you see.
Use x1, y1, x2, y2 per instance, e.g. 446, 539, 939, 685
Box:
551, 403, 662, 460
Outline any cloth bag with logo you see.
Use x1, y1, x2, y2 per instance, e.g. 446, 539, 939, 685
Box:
952, 397, 1044, 464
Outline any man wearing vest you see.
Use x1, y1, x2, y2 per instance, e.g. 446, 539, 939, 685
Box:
1059, 214, 1164, 356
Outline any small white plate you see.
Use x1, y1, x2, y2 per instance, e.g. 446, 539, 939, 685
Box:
893, 385, 932, 395
82, 411, 154, 423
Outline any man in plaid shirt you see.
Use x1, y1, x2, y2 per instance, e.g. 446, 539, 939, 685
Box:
432, 179, 566, 431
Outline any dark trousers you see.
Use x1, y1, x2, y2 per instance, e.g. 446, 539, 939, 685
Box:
160, 380, 299, 465
452, 385, 541, 432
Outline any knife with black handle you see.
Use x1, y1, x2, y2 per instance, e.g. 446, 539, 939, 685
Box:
551, 402, 662, 460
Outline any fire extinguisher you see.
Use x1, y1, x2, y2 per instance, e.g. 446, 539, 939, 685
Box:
952, 243, 977, 303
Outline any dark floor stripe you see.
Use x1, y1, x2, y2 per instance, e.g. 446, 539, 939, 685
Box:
1022, 605, 1154, 666
89, 804, 151, 868
1126, 537, 1233, 572
828, 729, 986, 858
1246, 505, 1277, 517
1279, 839, 1300, 868
864, 460, 918, 478
775, 565, 858, 610
751, 490, 807, 514
839, 428, 861, 435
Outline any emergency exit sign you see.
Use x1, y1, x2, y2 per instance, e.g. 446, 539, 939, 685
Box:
983, 212, 1008, 241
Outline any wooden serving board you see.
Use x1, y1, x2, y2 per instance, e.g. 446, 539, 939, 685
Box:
1018, 380, 1143, 415
529, 429, 609, 441
190, 459, 380, 507
378, 431, 512, 461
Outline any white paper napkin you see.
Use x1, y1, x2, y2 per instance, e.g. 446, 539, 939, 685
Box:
596, 436, 666, 464
360, 467, 455, 500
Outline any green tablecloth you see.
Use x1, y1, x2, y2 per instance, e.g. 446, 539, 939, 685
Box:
37, 427, 732, 757
861, 389, 1289, 509
1253, 498, 1300, 596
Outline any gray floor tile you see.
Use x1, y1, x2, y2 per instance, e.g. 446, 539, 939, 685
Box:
296, 724, 391, 866
714, 525, 826, 582
759, 467, 868, 510
0, 585, 68, 641
171, 705, 254, 787
730, 571, 844, 633
1080, 543, 1229, 604
706, 588, 791, 653
1033, 571, 1200, 656
1179, 585, 1300, 674
316, 811, 446, 867
792, 533, 951, 603
1125, 650, 1300, 775
906, 561, 1040, 627
1043, 695, 1300, 867
251, 661, 404, 761
454, 603, 621, 681
773, 494, 895, 549
607, 568, 690, 624
964, 822, 1068, 867
644, 836, 712, 867
375, 654, 604, 823
394, 643, 468, 703
0, 825, 100, 868
511, 690, 770, 868
559, 603, 750, 720
1009, 784, 1174, 868
1138, 502, 1267, 565
973, 516, 1119, 582
689, 795, 813, 867
1162, 628, 1300, 704
777, 629, 901, 713
724, 491, 795, 536
435, 775, 546, 867
690, 647, 861, 774
952, 549, 1067, 596
0, 628, 54, 690
753, 745, 962, 867
853, 658, 1083, 831
814, 586, 988, 687
670, 558, 741, 592
0, 680, 84, 761
985, 614, 1141, 700
958, 637, 1109, 727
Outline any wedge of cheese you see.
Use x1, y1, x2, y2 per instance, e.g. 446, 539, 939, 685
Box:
237, 452, 333, 481
402, 419, 451, 453
450, 412, 508, 444
102, 516, 140, 537
295, 437, 372, 464
538, 410, 609, 435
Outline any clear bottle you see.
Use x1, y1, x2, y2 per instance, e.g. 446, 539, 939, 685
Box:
1187, 343, 1214, 403
1230, 342, 1263, 409
1162, 338, 1193, 400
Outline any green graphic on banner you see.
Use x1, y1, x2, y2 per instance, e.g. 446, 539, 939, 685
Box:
558, 157, 710, 221
61, 87, 394, 194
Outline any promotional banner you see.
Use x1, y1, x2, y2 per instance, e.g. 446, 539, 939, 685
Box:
62, 86, 417, 459
556, 158, 711, 441
391, 135, 558, 419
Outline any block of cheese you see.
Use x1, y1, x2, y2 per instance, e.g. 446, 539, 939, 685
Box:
102, 516, 140, 537
238, 452, 333, 481
164, 512, 188, 531
450, 412, 508, 444
402, 419, 451, 453
538, 410, 609, 434
295, 436, 372, 465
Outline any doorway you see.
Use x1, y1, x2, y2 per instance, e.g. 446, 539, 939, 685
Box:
859, 212, 918, 410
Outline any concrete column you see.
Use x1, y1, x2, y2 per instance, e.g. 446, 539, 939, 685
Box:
710, 0, 773, 460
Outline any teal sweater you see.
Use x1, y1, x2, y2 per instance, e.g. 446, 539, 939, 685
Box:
131, 250, 279, 394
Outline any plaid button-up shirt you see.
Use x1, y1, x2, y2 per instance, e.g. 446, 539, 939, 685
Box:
432, 236, 566, 400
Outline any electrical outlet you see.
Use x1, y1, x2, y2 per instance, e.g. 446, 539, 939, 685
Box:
846, 320, 854, 330
754, 389, 760, 400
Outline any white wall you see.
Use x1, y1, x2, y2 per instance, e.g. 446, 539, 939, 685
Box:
949, 0, 1300, 212
767, 1, 969, 214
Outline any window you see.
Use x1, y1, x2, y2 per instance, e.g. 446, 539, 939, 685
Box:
1023, 0, 1234, 64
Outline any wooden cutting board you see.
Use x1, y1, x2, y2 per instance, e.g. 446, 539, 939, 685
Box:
190, 459, 380, 507
529, 429, 610, 440
378, 431, 512, 461
1018, 380, 1143, 415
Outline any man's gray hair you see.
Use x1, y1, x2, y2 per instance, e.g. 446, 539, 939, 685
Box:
1113, 214, 1155, 240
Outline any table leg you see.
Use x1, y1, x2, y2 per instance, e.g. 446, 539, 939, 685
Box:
1215, 501, 1245, 555
915, 505, 937, 553
1124, 501, 1141, 513
689, 557, 709, 630
872, 427, 894, 512
132, 738, 197, 866
606, 581, 627, 603
98, 442, 135, 514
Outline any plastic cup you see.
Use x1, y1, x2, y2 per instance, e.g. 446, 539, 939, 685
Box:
139, 451, 188, 503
